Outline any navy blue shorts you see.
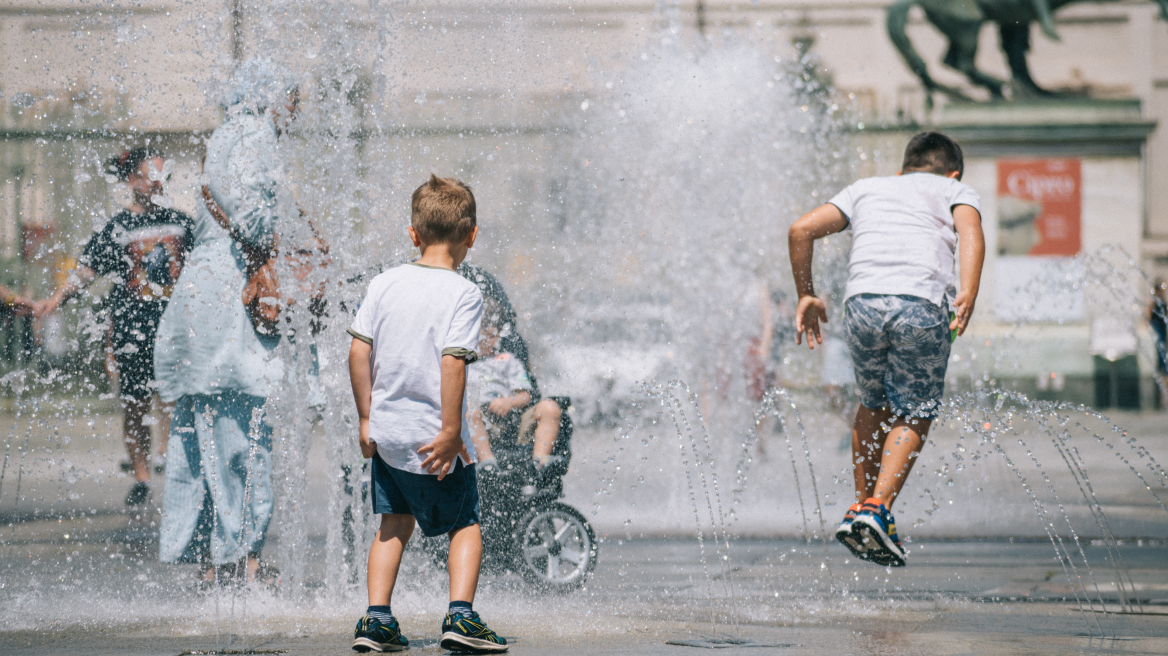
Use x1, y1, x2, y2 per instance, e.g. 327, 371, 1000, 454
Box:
370, 455, 480, 537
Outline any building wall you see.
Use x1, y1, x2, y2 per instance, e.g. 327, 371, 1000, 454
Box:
1, 0, 1164, 403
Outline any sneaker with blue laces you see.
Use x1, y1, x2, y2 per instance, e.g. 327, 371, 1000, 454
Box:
850, 497, 906, 567
440, 610, 508, 653
352, 614, 409, 653
834, 503, 870, 560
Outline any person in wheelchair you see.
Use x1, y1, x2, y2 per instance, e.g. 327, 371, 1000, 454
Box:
467, 297, 564, 480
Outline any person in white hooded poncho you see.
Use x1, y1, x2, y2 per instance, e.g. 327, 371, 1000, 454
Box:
154, 57, 296, 582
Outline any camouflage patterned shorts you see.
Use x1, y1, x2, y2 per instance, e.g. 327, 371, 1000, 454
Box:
844, 293, 951, 419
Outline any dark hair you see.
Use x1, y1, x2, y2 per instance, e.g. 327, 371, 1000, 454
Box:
901, 131, 964, 179
411, 174, 477, 245
104, 147, 164, 182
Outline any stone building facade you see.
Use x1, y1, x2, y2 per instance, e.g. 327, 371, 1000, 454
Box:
1, 0, 1165, 405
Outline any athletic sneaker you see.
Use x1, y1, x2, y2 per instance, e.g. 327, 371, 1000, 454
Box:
440, 610, 508, 653
834, 503, 869, 560
352, 615, 409, 653
850, 497, 907, 567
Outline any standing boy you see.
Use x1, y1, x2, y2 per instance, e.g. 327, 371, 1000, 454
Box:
787, 132, 985, 567
347, 174, 507, 653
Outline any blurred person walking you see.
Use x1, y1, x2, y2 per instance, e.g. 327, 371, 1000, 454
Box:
34, 147, 193, 507
153, 57, 298, 584
1148, 277, 1168, 409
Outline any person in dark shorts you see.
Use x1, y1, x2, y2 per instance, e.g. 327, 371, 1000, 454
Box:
347, 175, 506, 653
35, 147, 193, 507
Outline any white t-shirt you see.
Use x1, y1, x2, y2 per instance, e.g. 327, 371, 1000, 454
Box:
828, 172, 981, 307
469, 352, 531, 404
348, 263, 483, 474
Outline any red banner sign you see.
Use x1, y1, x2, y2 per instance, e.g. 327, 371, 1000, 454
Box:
996, 159, 1081, 257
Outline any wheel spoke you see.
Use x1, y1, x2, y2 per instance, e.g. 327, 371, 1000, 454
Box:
525, 545, 549, 559
546, 555, 561, 579
553, 522, 576, 543
559, 547, 586, 566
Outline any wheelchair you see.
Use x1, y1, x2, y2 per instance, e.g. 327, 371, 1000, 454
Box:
419, 396, 598, 592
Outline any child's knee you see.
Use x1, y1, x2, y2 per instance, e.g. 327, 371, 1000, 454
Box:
534, 399, 561, 422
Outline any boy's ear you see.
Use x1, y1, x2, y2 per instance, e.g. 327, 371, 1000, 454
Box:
407, 225, 423, 248
465, 226, 479, 249
896, 171, 902, 176
945, 170, 962, 180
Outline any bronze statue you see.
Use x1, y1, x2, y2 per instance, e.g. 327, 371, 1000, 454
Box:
887, 0, 1168, 104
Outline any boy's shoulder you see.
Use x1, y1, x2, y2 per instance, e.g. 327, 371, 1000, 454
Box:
852, 172, 969, 192
842, 173, 977, 208
368, 263, 481, 296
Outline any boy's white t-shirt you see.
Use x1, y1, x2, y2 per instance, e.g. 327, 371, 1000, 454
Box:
469, 353, 531, 403
348, 263, 483, 474
828, 172, 981, 307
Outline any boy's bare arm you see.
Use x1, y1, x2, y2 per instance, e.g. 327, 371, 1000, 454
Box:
348, 338, 376, 458
418, 354, 470, 480
788, 204, 848, 350
951, 205, 985, 336
487, 390, 532, 415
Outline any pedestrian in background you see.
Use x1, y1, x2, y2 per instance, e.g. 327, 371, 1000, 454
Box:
154, 57, 297, 584
35, 147, 193, 507
1148, 277, 1167, 409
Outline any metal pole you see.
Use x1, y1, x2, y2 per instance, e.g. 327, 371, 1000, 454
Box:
696, 1, 706, 37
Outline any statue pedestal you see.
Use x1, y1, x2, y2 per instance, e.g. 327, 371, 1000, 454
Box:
856, 99, 1158, 408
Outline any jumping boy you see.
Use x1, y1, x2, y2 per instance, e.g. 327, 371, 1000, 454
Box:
787, 132, 985, 567
348, 174, 507, 653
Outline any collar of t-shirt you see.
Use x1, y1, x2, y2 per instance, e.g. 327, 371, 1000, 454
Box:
408, 262, 456, 272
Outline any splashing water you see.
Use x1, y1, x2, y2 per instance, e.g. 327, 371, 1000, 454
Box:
1, 2, 1166, 648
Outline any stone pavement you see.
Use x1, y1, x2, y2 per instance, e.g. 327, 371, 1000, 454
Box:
2, 407, 1168, 654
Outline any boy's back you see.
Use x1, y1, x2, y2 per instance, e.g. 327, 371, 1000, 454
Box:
349, 262, 483, 473
830, 172, 980, 305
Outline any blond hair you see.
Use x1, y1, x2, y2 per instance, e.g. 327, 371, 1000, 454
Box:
411, 174, 476, 245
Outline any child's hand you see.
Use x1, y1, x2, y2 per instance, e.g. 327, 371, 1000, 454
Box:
417, 429, 468, 480
794, 295, 828, 349
950, 290, 976, 337
358, 418, 376, 459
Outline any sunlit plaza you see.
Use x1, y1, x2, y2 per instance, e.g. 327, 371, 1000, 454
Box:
2, 1, 1168, 654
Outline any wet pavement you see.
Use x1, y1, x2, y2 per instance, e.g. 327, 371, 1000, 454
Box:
3, 524, 1167, 655
3, 409, 1168, 654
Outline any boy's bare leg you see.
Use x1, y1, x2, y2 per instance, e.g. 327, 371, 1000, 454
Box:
871, 417, 931, 509
851, 405, 891, 503
531, 399, 561, 460
447, 523, 482, 603
123, 397, 152, 483
368, 514, 416, 606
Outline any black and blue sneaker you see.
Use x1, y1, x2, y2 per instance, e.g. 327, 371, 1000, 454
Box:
835, 502, 870, 560
352, 614, 409, 653
440, 610, 508, 653
850, 497, 907, 567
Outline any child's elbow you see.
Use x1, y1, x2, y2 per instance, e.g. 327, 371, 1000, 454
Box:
788, 221, 812, 243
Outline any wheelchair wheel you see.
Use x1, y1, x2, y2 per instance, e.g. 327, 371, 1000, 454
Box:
514, 502, 597, 592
